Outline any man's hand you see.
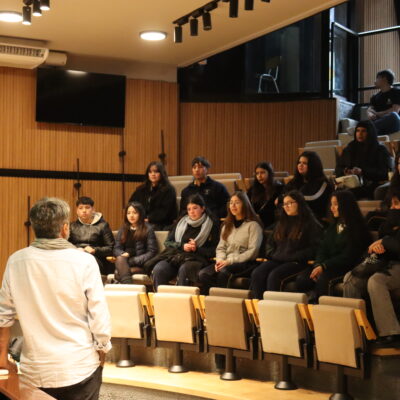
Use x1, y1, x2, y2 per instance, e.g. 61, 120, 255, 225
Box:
97, 351, 106, 367
84, 246, 95, 254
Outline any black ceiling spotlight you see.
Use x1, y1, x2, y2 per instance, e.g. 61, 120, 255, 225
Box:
40, 0, 50, 11
245, 0, 254, 10
261, 0, 271, 2
229, 0, 239, 18
190, 18, 198, 36
174, 25, 183, 43
22, 5, 31, 25
202, 12, 212, 30
32, 0, 42, 16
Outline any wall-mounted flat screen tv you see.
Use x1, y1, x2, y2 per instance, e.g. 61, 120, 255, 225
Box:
36, 68, 126, 128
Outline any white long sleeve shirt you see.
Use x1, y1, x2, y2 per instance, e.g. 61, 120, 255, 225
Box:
0, 246, 112, 388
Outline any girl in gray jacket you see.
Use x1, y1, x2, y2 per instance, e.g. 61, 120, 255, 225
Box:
198, 191, 263, 294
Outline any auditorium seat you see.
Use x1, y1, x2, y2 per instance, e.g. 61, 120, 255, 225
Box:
204, 288, 254, 381
152, 286, 202, 373
357, 200, 381, 216
310, 296, 376, 400
104, 284, 147, 367
257, 292, 311, 390
300, 145, 339, 170
305, 140, 342, 147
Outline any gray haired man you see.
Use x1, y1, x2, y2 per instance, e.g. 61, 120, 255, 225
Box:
0, 197, 111, 400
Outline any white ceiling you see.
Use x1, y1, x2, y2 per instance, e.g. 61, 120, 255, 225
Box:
0, 0, 345, 68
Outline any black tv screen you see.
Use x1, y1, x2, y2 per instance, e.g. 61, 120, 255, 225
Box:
36, 68, 126, 128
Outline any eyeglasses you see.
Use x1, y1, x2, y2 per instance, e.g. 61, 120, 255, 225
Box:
283, 201, 297, 208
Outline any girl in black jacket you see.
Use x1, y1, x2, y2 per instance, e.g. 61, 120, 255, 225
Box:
114, 202, 158, 284
151, 194, 219, 290
129, 161, 177, 230
297, 190, 371, 301
250, 190, 322, 299
247, 161, 283, 229
335, 120, 393, 199
285, 151, 332, 221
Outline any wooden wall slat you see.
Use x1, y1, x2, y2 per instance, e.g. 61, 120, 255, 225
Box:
359, 0, 400, 102
0, 68, 179, 176
179, 99, 337, 177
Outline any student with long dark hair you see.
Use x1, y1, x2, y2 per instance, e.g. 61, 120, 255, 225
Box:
198, 192, 263, 294
285, 151, 332, 220
296, 190, 371, 300
335, 121, 393, 199
114, 202, 158, 284
129, 161, 177, 230
250, 190, 322, 299
151, 194, 219, 289
247, 161, 283, 228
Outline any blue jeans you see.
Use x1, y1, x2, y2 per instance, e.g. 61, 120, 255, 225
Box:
373, 112, 400, 135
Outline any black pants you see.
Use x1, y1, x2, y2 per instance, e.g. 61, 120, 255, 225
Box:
296, 267, 348, 300
152, 260, 203, 289
40, 366, 103, 400
250, 260, 306, 299
198, 262, 251, 295
115, 256, 134, 284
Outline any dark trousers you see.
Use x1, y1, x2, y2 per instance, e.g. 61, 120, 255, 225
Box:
198, 262, 251, 295
94, 256, 114, 276
296, 267, 347, 300
250, 260, 306, 299
115, 256, 133, 284
40, 366, 102, 400
152, 260, 203, 290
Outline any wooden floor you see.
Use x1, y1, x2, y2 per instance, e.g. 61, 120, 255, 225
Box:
103, 363, 330, 400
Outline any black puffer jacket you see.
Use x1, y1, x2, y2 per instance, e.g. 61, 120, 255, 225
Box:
129, 183, 177, 230
69, 213, 115, 258
114, 223, 158, 267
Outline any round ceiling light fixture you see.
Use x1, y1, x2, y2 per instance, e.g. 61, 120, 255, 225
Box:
140, 31, 167, 41
0, 11, 23, 23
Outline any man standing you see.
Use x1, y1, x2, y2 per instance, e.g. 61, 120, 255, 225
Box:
180, 156, 230, 219
0, 197, 111, 400
367, 69, 400, 135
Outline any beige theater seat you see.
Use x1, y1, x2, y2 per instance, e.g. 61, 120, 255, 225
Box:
105, 284, 147, 367
357, 200, 381, 216
310, 296, 376, 400
152, 286, 202, 373
204, 288, 254, 381
300, 146, 339, 170
257, 291, 311, 390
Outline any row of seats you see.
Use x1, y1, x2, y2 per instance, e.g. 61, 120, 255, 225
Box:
105, 285, 375, 399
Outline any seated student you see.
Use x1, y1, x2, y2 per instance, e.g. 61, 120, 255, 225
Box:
180, 156, 230, 219
343, 190, 400, 346
198, 191, 263, 294
247, 161, 283, 228
284, 151, 332, 221
335, 120, 393, 199
113, 202, 158, 284
250, 190, 322, 299
129, 161, 177, 231
367, 69, 400, 136
151, 194, 219, 289
69, 196, 115, 275
296, 190, 371, 301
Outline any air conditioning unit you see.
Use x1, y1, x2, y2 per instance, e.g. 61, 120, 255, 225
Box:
0, 43, 49, 69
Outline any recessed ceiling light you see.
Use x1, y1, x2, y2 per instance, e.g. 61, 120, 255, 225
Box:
140, 31, 167, 41
0, 11, 23, 23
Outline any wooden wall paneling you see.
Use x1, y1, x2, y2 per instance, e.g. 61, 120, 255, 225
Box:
179, 99, 337, 178
124, 80, 179, 179
0, 177, 126, 281
358, 0, 400, 103
0, 69, 178, 175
